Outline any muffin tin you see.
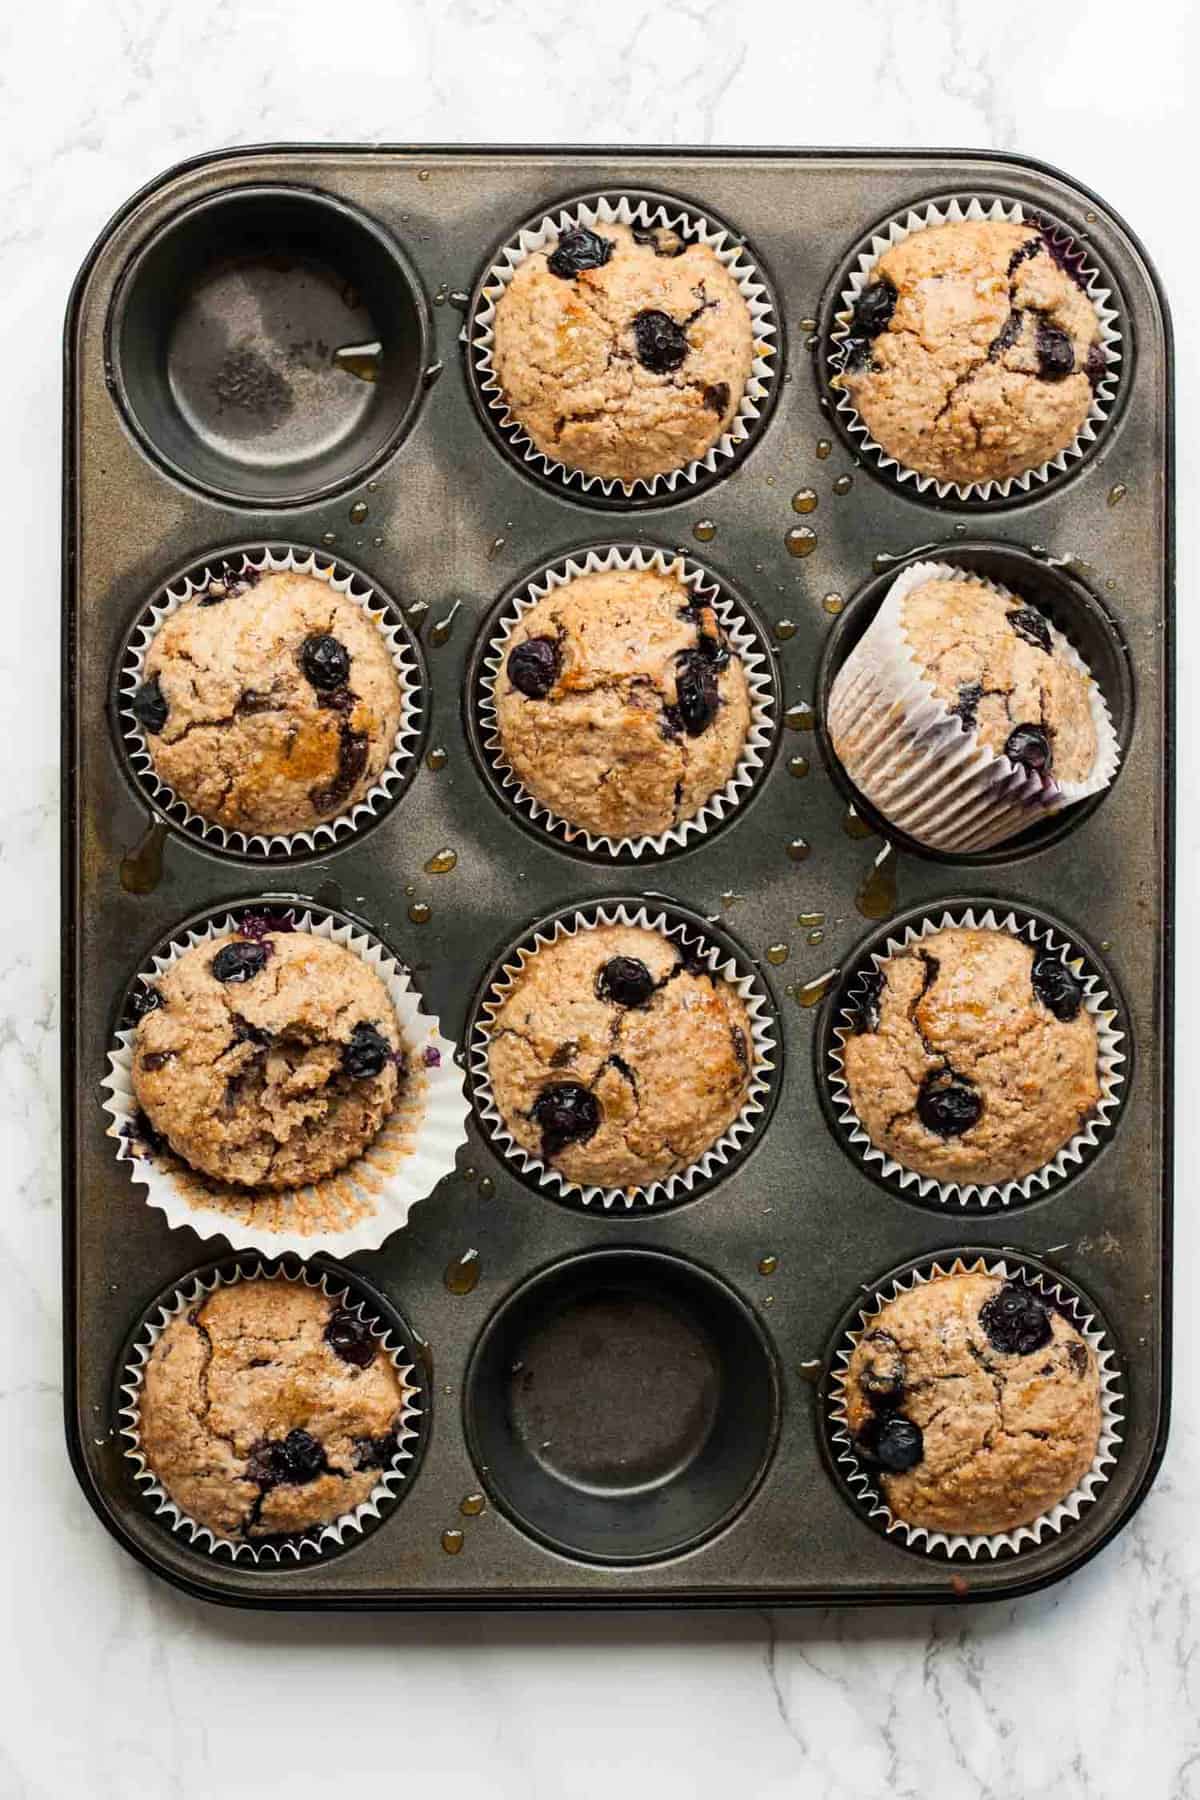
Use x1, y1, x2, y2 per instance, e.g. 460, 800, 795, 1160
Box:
63, 147, 1173, 1607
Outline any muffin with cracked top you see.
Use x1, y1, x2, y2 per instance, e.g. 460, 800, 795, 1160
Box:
135, 1275, 415, 1541
840, 219, 1105, 487
493, 564, 752, 843
490, 220, 755, 484
485, 922, 754, 1189
842, 1268, 1102, 1537
130, 562, 404, 838
839, 926, 1100, 1188
131, 921, 405, 1189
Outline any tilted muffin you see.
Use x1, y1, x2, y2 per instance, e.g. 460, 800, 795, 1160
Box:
842, 1270, 1102, 1537
485, 923, 754, 1189
841, 219, 1104, 486
490, 221, 755, 484
132, 924, 405, 1190
840, 926, 1100, 1187
130, 562, 404, 837
494, 566, 752, 842
136, 1277, 414, 1541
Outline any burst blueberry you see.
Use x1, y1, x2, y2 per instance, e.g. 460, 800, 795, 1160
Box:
979, 1283, 1053, 1356
531, 1082, 601, 1157
596, 956, 656, 1008
632, 309, 689, 373
916, 1069, 982, 1138
1030, 952, 1084, 1022
301, 633, 351, 691
211, 940, 270, 984
507, 635, 560, 699
341, 1022, 392, 1079
547, 228, 614, 279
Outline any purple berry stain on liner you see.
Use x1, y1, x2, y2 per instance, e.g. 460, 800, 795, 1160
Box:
423, 1045, 442, 1068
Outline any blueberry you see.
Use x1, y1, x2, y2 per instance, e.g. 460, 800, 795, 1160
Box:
674, 650, 719, 736
730, 1025, 748, 1070
860, 1328, 905, 1406
851, 279, 897, 340
353, 1434, 398, 1472
853, 966, 886, 1034
531, 1081, 601, 1158
211, 940, 270, 984
632, 309, 689, 373
546, 227, 614, 279
309, 723, 368, 814
507, 635, 560, 700
1030, 952, 1084, 1022
951, 681, 983, 730
324, 1305, 378, 1368
1007, 606, 1051, 652
1036, 323, 1075, 380
129, 984, 162, 1023
695, 613, 731, 669
703, 381, 731, 415
632, 226, 687, 258
1085, 342, 1107, 385
341, 1022, 392, 1079
858, 1412, 924, 1473
596, 956, 656, 1008
247, 1428, 327, 1488
139, 1050, 174, 1073
300, 633, 352, 691
131, 674, 168, 736
988, 307, 1024, 358
1007, 237, 1042, 276
1004, 723, 1053, 774
1066, 1339, 1090, 1377
238, 910, 293, 940
200, 558, 259, 603
916, 1070, 982, 1138
978, 1283, 1052, 1356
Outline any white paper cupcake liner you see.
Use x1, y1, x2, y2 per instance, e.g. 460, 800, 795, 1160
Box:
101, 905, 469, 1256
118, 1256, 424, 1564
827, 196, 1124, 502
468, 191, 780, 501
476, 544, 777, 858
827, 905, 1126, 1207
827, 559, 1121, 852
827, 1253, 1124, 1560
469, 902, 778, 1210
117, 546, 423, 858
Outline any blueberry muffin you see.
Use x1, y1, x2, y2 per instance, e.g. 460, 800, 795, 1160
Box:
485, 923, 754, 1189
840, 926, 1100, 1187
494, 566, 752, 841
137, 1276, 414, 1541
130, 563, 403, 837
843, 1270, 1102, 1537
841, 220, 1104, 486
132, 923, 405, 1189
490, 221, 755, 484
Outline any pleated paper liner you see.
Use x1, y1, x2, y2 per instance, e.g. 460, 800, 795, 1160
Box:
467, 189, 780, 505
824, 1251, 1124, 1561
467, 900, 780, 1212
823, 903, 1127, 1210
101, 902, 468, 1256
115, 545, 425, 861
823, 195, 1124, 504
118, 1254, 427, 1565
471, 543, 779, 860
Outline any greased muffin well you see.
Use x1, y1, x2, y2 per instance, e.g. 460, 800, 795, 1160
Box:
130, 562, 404, 838
136, 1276, 414, 1541
490, 221, 755, 485
493, 564, 752, 842
841, 219, 1104, 487
484, 923, 754, 1189
840, 926, 1100, 1188
842, 1270, 1102, 1538
132, 923, 404, 1190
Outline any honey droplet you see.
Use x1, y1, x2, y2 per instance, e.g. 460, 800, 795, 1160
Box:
333, 340, 383, 383
404, 599, 429, 635
119, 821, 167, 895
444, 1248, 480, 1296
418, 169, 431, 183
856, 842, 898, 921
822, 592, 845, 616
766, 943, 790, 966
424, 847, 458, 875
787, 837, 811, 863
429, 600, 462, 647
448, 289, 470, 311
795, 968, 839, 1008
426, 745, 448, 771
1108, 483, 1127, 507
321, 531, 336, 547
441, 1528, 465, 1555
460, 1491, 486, 1518
408, 901, 432, 925
815, 439, 832, 460
797, 912, 825, 928
758, 1254, 779, 1277
349, 500, 368, 525
720, 891, 746, 908
784, 701, 815, 732
787, 753, 810, 778
808, 928, 825, 945
842, 805, 876, 840
478, 1175, 495, 1199
487, 535, 506, 561
832, 473, 853, 497
462, 1165, 478, 1182
372, 535, 384, 547
791, 488, 818, 514
785, 526, 817, 558
692, 518, 717, 543
773, 618, 796, 641
799, 317, 817, 333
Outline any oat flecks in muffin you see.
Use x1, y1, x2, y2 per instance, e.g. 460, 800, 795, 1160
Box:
485, 923, 754, 1189
491, 221, 755, 484
134, 566, 403, 837
843, 220, 1102, 487
843, 1270, 1102, 1537
495, 566, 751, 842
137, 1278, 414, 1540
840, 926, 1100, 1188
132, 929, 405, 1190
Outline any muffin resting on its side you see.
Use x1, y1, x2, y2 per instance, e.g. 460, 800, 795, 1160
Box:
841, 219, 1104, 487
490, 220, 755, 484
132, 925, 404, 1190
137, 1277, 413, 1540
840, 926, 1100, 1187
493, 565, 752, 842
130, 564, 403, 837
842, 1270, 1102, 1537
485, 923, 754, 1189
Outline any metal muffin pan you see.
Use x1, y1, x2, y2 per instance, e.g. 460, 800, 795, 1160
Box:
63, 147, 1173, 1608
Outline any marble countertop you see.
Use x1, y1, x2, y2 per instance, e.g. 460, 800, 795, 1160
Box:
4, 0, 1194, 1794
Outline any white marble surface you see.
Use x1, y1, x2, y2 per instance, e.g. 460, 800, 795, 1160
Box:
2, 1, 1196, 1794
